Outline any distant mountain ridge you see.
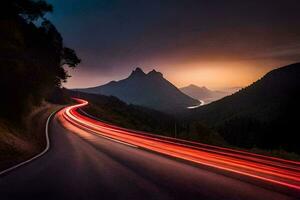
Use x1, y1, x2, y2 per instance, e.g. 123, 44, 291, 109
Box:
191, 63, 300, 154
75, 68, 199, 113
180, 84, 230, 104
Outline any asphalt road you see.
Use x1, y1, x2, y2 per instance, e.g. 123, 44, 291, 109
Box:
0, 111, 298, 200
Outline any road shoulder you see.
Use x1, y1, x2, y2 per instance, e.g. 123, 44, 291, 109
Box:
0, 103, 63, 172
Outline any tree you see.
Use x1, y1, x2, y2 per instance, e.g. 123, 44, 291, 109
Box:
62, 47, 81, 68
2, 0, 52, 20
0, 0, 80, 120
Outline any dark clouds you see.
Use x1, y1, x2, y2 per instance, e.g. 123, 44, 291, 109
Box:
47, 0, 300, 87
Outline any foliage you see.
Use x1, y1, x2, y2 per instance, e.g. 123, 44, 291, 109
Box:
0, 0, 80, 121
2, 0, 53, 20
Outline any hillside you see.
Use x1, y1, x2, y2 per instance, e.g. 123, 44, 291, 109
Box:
0, 1, 79, 169
75, 68, 199, 114
69, 91, 225, 146
0, 102, 63, 170
180, 84, 229, 104
190, 63, 300, 154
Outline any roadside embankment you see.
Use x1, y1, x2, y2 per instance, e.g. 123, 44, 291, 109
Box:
0, 102, 63, 171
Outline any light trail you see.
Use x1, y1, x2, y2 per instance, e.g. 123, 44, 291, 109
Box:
61, 98, 300, 192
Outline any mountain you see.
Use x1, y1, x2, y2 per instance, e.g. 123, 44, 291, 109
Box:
180, 84, 230, 104
190, 63, 300, 154
75, 68, 199, 113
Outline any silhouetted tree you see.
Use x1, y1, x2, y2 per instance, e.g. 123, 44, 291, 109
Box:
62, 47, 81, 68
2, 0, 52, 20
0, 0, 80, 121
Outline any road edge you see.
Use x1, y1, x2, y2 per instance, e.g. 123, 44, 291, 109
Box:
0, 108, 61, 176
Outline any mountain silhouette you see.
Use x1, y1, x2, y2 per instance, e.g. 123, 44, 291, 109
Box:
75, 68, 199, 113
191, 63, 300, 154
180, 84, 230, 104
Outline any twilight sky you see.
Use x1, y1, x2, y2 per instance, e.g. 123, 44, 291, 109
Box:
48, 0, 300, 89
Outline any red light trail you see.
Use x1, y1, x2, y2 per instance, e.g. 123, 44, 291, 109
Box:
60, 98, 300, 192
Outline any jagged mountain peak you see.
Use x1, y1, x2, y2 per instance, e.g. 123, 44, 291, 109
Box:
76, 67, 199, 113
129, 67, 164, 79
147, 69, 163, 77
129, 67, 146, 77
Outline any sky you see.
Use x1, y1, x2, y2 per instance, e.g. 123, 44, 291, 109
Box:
47, 0, 300, 90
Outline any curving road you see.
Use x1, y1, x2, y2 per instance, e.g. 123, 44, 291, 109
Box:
0, 99, 299, 200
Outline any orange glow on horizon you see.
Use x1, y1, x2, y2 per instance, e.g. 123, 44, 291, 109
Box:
64, 60, 292, 90
162, 61, 282, 90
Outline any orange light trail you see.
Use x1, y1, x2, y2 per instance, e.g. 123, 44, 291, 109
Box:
60, 98, 300, 192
